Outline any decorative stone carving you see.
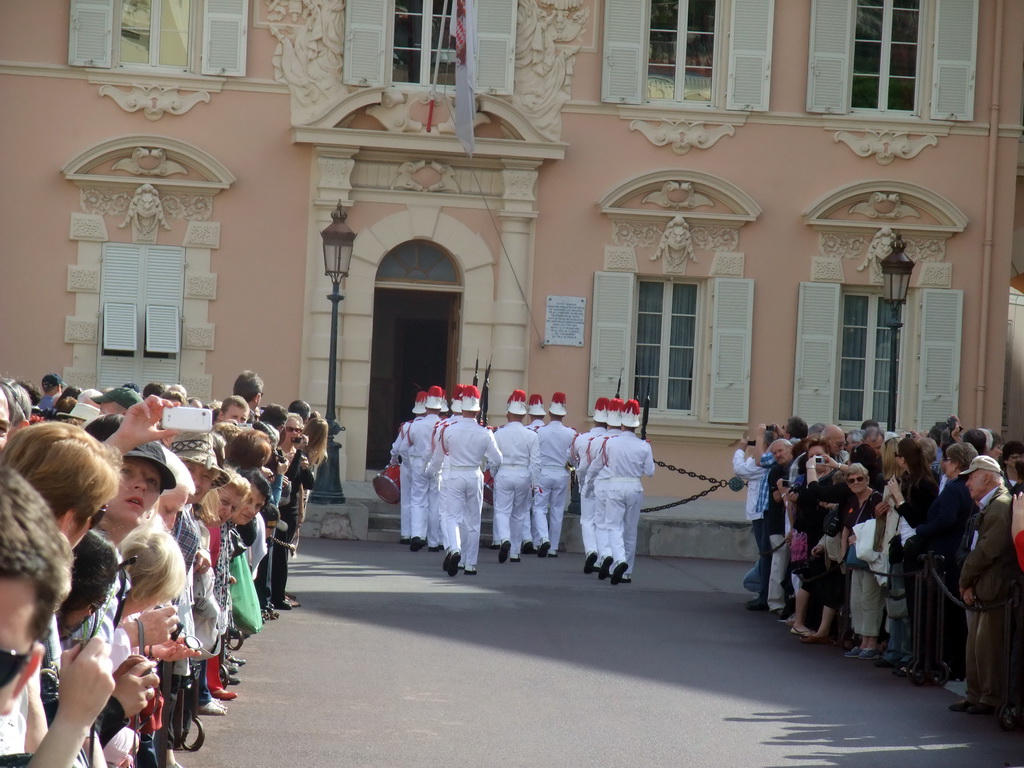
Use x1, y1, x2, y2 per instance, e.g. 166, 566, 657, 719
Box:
629, 120, 735, 155
612, 222, 661, 249
918, 261, 953, 289
70, 213, 108, 242
691, 226, 739, 253
162, 194, 214, 221
81, 187, 213, 222
905, 238, 945, 262
856, 227, 897, 283
81, 188, 132, 217
818, 232, 866, 260
68, 266, 100, 293
651, 215, 696, 273
811, 257, 845, 282
849, 192, 920, 220
183, 221, 221, 249
318, 156, 355, 192
642, 181, 714, 210
64, 317, 98, 344
512, 0, 589, 141
112, 147, 188, 177
98, 84, 211, 120
391, 160, 460, 193
62, 368, 97, 390
604, 245, 637, 272
184, 273, 218, 300
502, 170, 536, 201
833, 130, 938, 165
268, 0, 347, 117
181, 375, 213, 401
119, 184, 171, 243
367, 90, 426, 133
183, 324, 216, 350
710, 252, 745, 277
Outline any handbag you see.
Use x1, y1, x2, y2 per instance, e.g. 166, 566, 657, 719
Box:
230, 554, 264, 635
790, 531, 808, 563
853, 519, 879, 563
823, 506, 842, 538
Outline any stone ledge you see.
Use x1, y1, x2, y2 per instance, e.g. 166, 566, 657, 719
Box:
302, 501, 369, 540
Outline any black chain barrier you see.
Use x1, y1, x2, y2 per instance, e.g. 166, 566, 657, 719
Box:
640, 459, 745, 513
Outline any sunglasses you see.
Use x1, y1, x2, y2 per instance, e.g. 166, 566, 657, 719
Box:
0, 647, 31, 689
846, 476, 867, 484
90, 505, 107, 530
285, 427, 302, 433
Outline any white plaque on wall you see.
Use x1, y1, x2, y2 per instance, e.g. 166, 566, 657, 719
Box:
544, 296, 586, 347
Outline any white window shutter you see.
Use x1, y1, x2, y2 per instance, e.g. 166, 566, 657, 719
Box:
709, 278, 754, 424
793, 282, 841, 425
806, 0, 854, 114
202, 0, 249, 76
727, 0, 774, 111
69, 0, 113, 68
931, 0, 977, 120
144, 246, 185, 306
141, 358, 180, 386
103, 303, 139, 351
98, 357, 139, 390
477, 0, 516, 95
145, 306, 180, 354
344, 0, 387, 86
102, 244, 143, 304
588, 271, 635, 408
916, 289, 963, 429
601, 0, 646, 104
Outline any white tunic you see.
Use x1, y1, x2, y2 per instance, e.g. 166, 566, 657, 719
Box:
535, 421, 577, 470
491, 421, 541, 484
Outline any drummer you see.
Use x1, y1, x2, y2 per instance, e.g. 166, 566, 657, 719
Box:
388, 391, 426, 543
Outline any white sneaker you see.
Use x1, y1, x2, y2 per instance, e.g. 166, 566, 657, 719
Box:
198, 701, 227, 716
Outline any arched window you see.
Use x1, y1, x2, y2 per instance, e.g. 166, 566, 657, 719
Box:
376, 240, 459, 285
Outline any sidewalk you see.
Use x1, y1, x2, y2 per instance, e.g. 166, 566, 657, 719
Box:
301, 480, 758, 562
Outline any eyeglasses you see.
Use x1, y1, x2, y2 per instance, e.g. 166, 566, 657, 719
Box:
90, 505, 107, 530
846, 476, 867, 484
285, 427, 302, 433
0, 647, 31, 689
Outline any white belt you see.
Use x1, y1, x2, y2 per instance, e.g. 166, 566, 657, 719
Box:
542, 464, 569, 470
449, 465, 480, 471
501, 464, 527, 469
598, 476, 640, 483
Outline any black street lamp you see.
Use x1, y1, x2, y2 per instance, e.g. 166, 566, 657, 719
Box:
309, 202, 356, 505
879, 231, 916, 432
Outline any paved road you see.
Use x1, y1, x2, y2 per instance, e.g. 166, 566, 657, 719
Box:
190, 539, 1021, 768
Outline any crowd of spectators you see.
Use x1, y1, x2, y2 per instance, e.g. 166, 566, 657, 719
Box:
0, 370, 325, 767
734, 415, 1024, 719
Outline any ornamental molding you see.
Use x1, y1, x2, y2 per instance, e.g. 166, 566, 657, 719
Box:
652, 216, 697, 273
811, 256, 845, 283
848, 192, 920, 220
184, 272, 218, 300
918, 261, 953, 289
803, 180, 968, 238
832, 129, 938, 165
119, 184, 171, 243
63, 135, 235, 189
61, 368, 97, 390
709, 252, 745, 278
816, 227, 947, 285
99, 83, 211, 120
183, 324, 216, 350
629, 119, 735, 155
80, 187, 214, 222
183, 221, 221, 249
641, 181, 714, 210
347, 155, 504, 199
318, 156, 355, 195
391, 160, 460, 193
181, 375, 212, 401
69, 213, 108, 242
502, 169, 537, 201
600, 169, 761, 222
111, 147, 189, 177
64, 317, 98, 344
67, 265, 100, 293
604, 245, 637, 272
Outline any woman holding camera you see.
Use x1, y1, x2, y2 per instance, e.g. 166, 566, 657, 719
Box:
271, 415, 315, 610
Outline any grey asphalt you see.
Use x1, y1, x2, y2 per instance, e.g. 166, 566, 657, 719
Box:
191, 539, 1023, 768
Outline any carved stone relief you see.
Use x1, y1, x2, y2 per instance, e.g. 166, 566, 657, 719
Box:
612, 222, 661, 249
651, 216, 696, 273
184, 273, 218, 300
81, 188, 214, 222
183, 324, 216, 350
68, 266, 100, 293
99, 84, 211, 120
64, 317, 98, 344
604, 245, 637, 272
816, 228, 946, 283
849, 192, 920, 220
183, 221, 221, 249
318, 156, 355, 192
70, 213, 108, 242
502, 169, 537, 201
811, 257, 845, 283
267, 0, 347, 118
112, 148, 188, 177
62, 368, 97, 390
642, 181, 713, 210
905, 238, 945, 262
119, 184, 171, 243
391, 160, 460, 193
629, 120, 735, 155
710, 252, 745, 278
833, 130, 938, 165
691, 226, 739, 253
918, 261, 953, 289
818, 232, 867, 261
181, 375, 213, 401
857, 226, 896, 281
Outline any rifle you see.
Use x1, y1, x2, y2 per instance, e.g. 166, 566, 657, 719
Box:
472, 353, 479, 388
615, 368, 623, 399
480, 359, 491, 427
640, 382, 651, 441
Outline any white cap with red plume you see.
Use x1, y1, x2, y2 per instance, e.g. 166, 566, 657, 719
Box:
425, 385, 446, 410
549, 392, 567, 416
506, 389, 528, 415
621, 399, 641, 429
605, 398, 624, 428
461, 385, 482, 412
412, 391, 427, 415
593, 397, 609, 424
451, 384, 464, 414
527, 394, 546, 417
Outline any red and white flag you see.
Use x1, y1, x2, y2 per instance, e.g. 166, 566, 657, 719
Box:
450, 0, 477, 156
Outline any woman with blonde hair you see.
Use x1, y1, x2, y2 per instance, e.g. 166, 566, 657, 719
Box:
303, 417, 329, 468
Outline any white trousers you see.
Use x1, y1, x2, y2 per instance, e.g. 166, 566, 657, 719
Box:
597, 482, 642, 565
580, 494, 598, 555
623, 493, 641, 574
399, 462, 411, 538
407, 459, 430, 539
493, 471, 532, 550
425, 473, 442, 548
444, 470, 483, 567
533, 470, 570, 549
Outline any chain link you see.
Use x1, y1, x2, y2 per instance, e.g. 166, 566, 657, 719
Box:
640, 459, 740, 513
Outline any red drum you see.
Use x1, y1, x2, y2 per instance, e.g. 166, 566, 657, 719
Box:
483, 469, 495, 506
373, 464, 402, 505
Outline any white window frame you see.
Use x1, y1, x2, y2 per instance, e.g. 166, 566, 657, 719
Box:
849, 0, 922, 115
633, 279, 703, 415
118, 0, 193, 73
646, 0, 721, 106
391, 0, 456, 88
837, 292, 904, 428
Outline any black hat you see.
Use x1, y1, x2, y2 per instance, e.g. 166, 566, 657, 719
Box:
42, 373, 63, 388
123, 441, 177, 493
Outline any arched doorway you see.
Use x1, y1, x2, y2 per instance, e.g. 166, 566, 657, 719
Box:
366, 240, 462, 468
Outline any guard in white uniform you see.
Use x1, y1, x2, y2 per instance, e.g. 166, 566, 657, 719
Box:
522, 394, 546, 550
492, 390, 541, 564
406, 386, 445, 551
432, 385, 463, 552
582, 398, 624, 577
531, 392, 576, 557
389, 391, 426, 544
584, 400, 654, 584
425, 385, 502, 576
573, 397, 609, 573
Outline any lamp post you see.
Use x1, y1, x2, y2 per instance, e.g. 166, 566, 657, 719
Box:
309, 202, 356, 505
879, 231, 916, 432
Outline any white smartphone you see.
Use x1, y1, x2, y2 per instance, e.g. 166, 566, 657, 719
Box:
161, 407, 213, 432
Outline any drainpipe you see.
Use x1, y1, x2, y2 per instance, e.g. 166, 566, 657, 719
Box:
975, 0, 1004, 424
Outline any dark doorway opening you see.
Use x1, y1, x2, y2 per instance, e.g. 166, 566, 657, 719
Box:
366, 287, 460, 469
